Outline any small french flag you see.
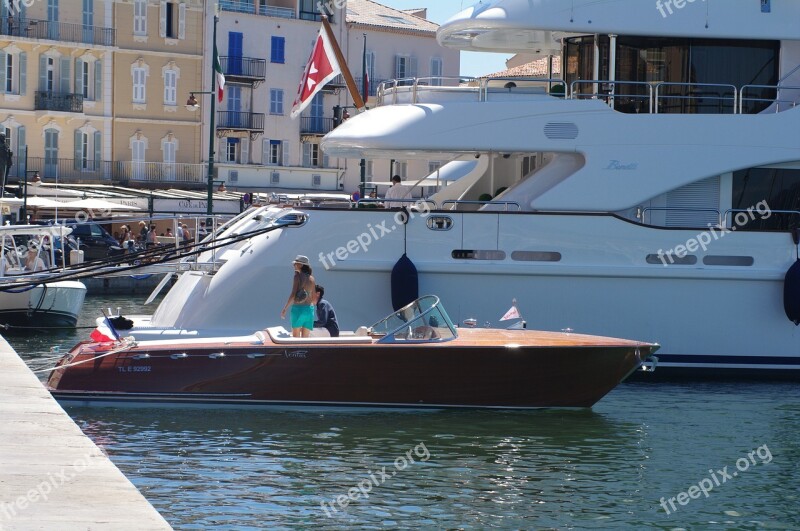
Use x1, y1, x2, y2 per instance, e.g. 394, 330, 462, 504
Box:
90, 316, 121, 343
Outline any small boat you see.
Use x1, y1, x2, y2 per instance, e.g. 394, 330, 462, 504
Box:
47, 296, 658, 409
0, 224, 86, 330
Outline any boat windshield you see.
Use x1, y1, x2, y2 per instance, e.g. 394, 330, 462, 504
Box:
369, 295, 457, 344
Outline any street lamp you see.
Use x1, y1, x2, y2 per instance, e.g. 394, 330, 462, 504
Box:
187, 6, 219, 217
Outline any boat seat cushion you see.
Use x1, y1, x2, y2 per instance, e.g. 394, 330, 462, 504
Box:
265, 326, 373, 344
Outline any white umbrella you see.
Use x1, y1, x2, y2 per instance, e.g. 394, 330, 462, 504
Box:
23, 197, 64, 208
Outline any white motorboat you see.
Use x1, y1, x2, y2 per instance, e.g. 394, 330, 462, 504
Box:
0, 224, 86, 330
101, 1, 800, 376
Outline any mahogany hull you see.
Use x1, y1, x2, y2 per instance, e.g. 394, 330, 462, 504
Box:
47, 334, 655, 408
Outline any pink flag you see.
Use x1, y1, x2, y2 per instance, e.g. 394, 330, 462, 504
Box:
500, 305, 521, 321
291, 27, 342, 119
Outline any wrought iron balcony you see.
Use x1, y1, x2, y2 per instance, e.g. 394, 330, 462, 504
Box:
35, 91, 84, 113
220, 56, 266, 82
7, 157, 110, 182
0, 17, 115, 46
300, 117, 334, 135
217, 111, 265, 131
115, 161, 206, 183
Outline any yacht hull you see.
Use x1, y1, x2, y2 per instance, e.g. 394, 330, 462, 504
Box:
47, 329, 655, 409
0, 281, 87, 332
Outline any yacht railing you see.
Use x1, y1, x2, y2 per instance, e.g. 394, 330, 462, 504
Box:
378, 77, 798, 115
357, 198, 438, 209
442, 200, 521, 211
740, 85, 800, 114
570, 80, 655, 113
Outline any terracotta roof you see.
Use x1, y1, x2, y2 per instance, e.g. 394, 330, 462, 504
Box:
346, 0, 439, 35
484, 57, 562, 79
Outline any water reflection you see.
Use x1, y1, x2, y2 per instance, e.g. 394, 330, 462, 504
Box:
70, 407, 646, 529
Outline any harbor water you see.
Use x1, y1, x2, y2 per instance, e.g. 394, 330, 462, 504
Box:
8, 295, 800, 529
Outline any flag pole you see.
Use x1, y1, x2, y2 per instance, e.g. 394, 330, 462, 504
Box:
321, 15, 365, 111
359, 32, 367, 197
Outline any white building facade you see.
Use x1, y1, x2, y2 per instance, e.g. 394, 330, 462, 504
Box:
204, 0, 459, 194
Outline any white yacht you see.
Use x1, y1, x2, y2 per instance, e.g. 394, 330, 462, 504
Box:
127, 0, 800, 375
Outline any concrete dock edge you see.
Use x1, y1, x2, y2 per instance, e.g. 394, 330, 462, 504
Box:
0, 336, 172, 530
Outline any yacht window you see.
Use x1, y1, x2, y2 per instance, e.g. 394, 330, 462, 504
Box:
703, 256, 754, 267
732, 168, 800, 231
452, 250, 506, 261
646, 254, 697, 265
511, 251, 562, 262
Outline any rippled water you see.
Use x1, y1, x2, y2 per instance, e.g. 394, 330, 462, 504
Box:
10, 296, 800, 529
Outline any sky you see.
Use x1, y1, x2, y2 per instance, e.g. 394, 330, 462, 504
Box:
378, 0, 513, 77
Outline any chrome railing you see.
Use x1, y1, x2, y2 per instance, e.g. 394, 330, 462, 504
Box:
740, 85, 800, 114
377, 76, 799, 115
442, 200, 521, 211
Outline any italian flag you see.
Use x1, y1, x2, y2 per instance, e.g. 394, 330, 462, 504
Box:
214, 42, 225, 103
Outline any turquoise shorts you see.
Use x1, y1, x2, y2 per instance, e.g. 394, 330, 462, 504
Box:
290, 304, 315, 330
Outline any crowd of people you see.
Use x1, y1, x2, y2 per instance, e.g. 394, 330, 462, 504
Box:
114, 220, 210, 252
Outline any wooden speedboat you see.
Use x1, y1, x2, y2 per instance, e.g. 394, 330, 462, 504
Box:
47, 296, 658, 409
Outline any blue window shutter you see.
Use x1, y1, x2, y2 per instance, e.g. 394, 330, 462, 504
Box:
74, 130, 82, 170
93, 130, 101, 168
94, 59, 101, 100
16, 126, 26, 175
39, 56, 47, 91
271, 36, 285, 64
19, 52, 26, 95
60, 57, 71, 94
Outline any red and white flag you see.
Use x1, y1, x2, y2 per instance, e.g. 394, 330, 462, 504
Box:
90, 316, 121, 343
500, 305, 521, 321
290, 27, 341, 119
213, 42, 225, 103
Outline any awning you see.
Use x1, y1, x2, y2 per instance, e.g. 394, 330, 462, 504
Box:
59, 198, 142, 211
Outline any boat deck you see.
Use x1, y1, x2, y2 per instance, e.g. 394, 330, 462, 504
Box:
0, 336, 172, 530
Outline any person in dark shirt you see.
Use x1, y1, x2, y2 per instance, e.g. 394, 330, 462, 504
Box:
313, 284, 339, 337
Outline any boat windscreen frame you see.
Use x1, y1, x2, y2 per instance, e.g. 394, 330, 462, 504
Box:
369, 295, 458, 344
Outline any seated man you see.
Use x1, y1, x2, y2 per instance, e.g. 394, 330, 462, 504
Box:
312, 284, 339, 337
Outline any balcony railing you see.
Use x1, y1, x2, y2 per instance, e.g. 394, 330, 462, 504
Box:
7, 157, 110, 182
0, 17, 115, 46
220, 56, 267, 81
115, 162, 206, 183
219, 0, 295, 19
5, 158, 206, 183
217, 111, 265, 131
300, 117, 334, 135
35, 91, 84, 113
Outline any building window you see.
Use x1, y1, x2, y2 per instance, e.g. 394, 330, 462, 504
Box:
271, 171, 280, 184
395, 55, 416, 79
270, 36, 285, 64
134, 0, 147, 35
165, 2, 175, 38
132, 66, 146, 103
430, 57, 442, 86
302, 142, 321, 168
46, 57, 55, 92
266, 139, 282, 165
428, 161, 441, 174
269, 88, 284, 115
312, 174, 321, 187
80, 60, 89, 97
164, 69, 177, 105
4, 54, 12, 93
395, 161, 407, 178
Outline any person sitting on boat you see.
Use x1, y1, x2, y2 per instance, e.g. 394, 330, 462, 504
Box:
281, 255, 316, 338
384, 175, 410, 207
312, 284, 340, 337
146, 224, 157, 248
24, 248, 46, 272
